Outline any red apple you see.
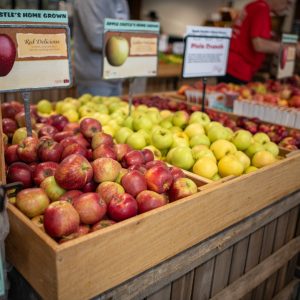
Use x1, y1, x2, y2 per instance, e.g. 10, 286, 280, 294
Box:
73, 192, 107, 225
91, 132, 114, 150
44, 201, 80, 238
61, 143, 88, 160
92, 144, 117, 160
86, 148, 93, 161
50, 114, 69, 131
59, 224, 90, 243
169, 177, 198, 201
108, 193, 138, 221
5, 144, 19, 165
91, 219, 116, 232
96, 181, 125, 204
122, 150, 145, 168
38, 138, 63, 162
2, 118, 17, 138
141, 149, 155, 163
92, 157, 121, 183
136, 190, 168, 213
121, 170, 147, 197
54, 131, 74, 142
38, 125, 58, 138
58, 190, 83, 203
33, 162, 59, 186
128, 164, 147, 174
0, 34, 16, 76
7, 162, 33, 188
169, 166, 186, 181
1, 101, 22, 119
82, 180, 98, 193
145, 166, 173, 194
15, 111, 36, 128
63, 123, 80, 134
80, 118, 102, 139
72, 134, 90, 149
17, 136, 39, 163
113, 144, 132, 161
16, 188, 50, 218
145, 160, 168, 170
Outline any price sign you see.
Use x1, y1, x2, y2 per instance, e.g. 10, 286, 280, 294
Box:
0, 9, 72, 93
277, 34, 298, 79
103, 18, 159, 80
182, 26, 232, 78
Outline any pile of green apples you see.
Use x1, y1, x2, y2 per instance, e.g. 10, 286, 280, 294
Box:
37, 95, 280, 180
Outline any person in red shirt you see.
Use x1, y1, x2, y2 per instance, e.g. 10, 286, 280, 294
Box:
220, 0, 300, 84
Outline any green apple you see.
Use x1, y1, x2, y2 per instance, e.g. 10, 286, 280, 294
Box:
12, 127, 37, 145
184, 123, 205, 138
148, 110, 162, 124
232, 130, 253, 151
115, 127, 133, 144
225, 127, 234, 140
169, 126, 183, 134
245, 142, 265, 159
110, 111, 126, 125
137, 129, 151, 144
133, 114, 153, 131
207, 126, 229, 142
136, 105, 148, 112
37, 99, 52, 114
78, 106, 94, 118
55, 101, 64, 113
95, 104, 109, 114
218, 154, 244, 177
126, 132, 147, 150
106, 35, 129, 66
169, 146, 195, 170
264, 142, 279, 157
91, 96, 103, 103
166, 147, 175, 163
210, 139, 237, 160
172, 110, 189, 128
189, 134, 210, 148
143, 145, 162, 160
151, 125, 162, 134
244, 166, 258, 174
152, 128, 173, 150
189, 111, 210, 126
92, 113, 110, 125
63, 110, 79, 123
212, 173, 221, 181
102, 125, 116, 137
252, 150, 277, 168
61, 102, 76, 114
160, 119, 173, 129
204, 121, 223, 133
160, 110, 172, 119
234, 151, 251, 170
122, 116, 133, 129
193, 157, 218, 179
192, 147, 216, 162
108, 102, 122, 114
171, 132, 190, 148
253, 132, 271, 145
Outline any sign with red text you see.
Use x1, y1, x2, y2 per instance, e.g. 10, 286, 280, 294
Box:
0, 9, 72, 93
182, 26, 231, 78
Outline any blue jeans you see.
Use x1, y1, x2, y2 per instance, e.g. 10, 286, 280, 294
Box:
77, 83, 122, 97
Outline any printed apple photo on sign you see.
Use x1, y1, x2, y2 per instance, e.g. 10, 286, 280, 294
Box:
105, 34, 129, 67
0, 33, 17, 77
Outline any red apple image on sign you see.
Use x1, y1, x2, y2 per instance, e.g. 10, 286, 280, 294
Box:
105, 35, 129, 67
0, 34, 16, 77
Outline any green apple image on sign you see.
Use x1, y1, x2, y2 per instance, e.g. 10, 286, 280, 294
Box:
105, 35, 129, 67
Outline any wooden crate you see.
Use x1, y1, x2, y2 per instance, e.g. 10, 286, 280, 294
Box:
4, 150, 300, 300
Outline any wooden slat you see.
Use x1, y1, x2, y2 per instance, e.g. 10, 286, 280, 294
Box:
85, 192, 300, 300
210, 247, 233, 297
170, 271, 194, 300
192, 259, 215, 300
274, 207, 299, 294
147, 284, 171, 300
211, 237, 300, 300
263, 212, 290, 299
228, 238, 249, 284
272, 279, 299, 300
251, 220, 277, 299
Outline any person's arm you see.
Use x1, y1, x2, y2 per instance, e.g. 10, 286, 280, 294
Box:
75, 0, 107, 52
252, 37, 281, 55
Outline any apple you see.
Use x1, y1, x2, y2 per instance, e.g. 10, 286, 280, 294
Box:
16, 188, 50, 218
218, 154, 244, 177
38, 125, 58, 138
172, 110, 189, 128
73, 193, 107, 225
210, 139, 237, 160
169, 166, 185, 181
263, 142, 279, 157
115, 168, 128, 184
184, 123, 205, 139
91, 219, 116, 232
136, 190, 168, 213
207, 126, 230, 143
232, 130, 252, 151
12, 127, 37, 145
245, 166, 258, 174
189, 111, 210, 126
141, 148, 154, 163
96, 181, 125, 204
115, 127, 133, 144
189, 134, 210, 148
80, 117, 102, 139
92, 157, 121, 183
113, 143, 132, 161
133, 114, 153, 131
38, 138, 63, 162
91, 132, 114, 150
171, 132, 189, 148
59, 225, 90, 243
160, 119, 173, 129
0, 34, 16, 76
15, 111, 36, 128
53, 130, 74, 142
192, 157, 218, 179
143, 145, 162, 160
126, 132, 147, 150
93, 144, 117, 160
55, 154, 93, 190
169, 177, 198, 201
252, 151, 277, 168
33, 162, 58, 186
245, 142, 265, 159
192, 146, 216, 162
1, 101, 22, 119
151, 128, 173, 150
63, 123, 80, 134
253, 132, 270, 145
204, 121, 223, 133
17, 137, 39, 163
37, 99, 52, 114
105, 35, 129, 66
148, 110, 162, 124
44, 201, 80, 238
5, 144, 19, 165
121, 170, 147, 197
145, 166, 173, 194
170, 146, 195, 170
58, 190, 83, 203
108, 193, 138, 221
234, 151, 251, 170
2, 118, 17, 138
40, 175, 66, 201
61, 143, 88, 160
31, 215, 45, 231
7, 162, 33, 188
122, 150, 145, 168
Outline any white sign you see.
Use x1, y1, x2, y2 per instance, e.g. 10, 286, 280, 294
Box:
182, 35, 230, 78
186, 26, 232, 38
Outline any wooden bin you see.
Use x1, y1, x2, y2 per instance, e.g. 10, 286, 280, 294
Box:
4, 150, 300, 300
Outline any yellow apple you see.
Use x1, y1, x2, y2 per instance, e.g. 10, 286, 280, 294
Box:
193, 157, 218, 179
106, 35, 129, 66
252, 150, 277, 168
210, 139, 237, 160
218, 154, 244, 177
234, 151, 251, 170
184, 123, 205, 138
